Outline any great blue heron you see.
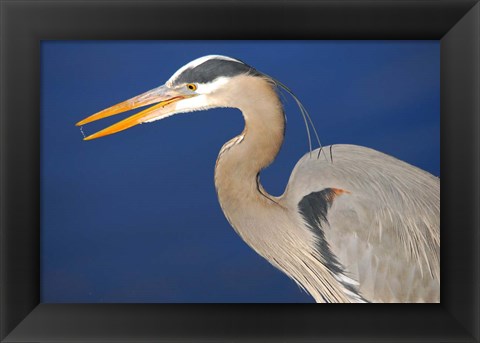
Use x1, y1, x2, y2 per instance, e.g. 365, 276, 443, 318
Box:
76, 55, 440, 303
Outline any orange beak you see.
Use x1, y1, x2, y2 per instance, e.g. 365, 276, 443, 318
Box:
75, 85, 189, 140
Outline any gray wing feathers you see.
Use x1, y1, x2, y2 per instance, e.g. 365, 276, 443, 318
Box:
283, 145, 440, 302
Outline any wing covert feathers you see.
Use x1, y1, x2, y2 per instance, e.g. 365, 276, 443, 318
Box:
289, 145, 439, 303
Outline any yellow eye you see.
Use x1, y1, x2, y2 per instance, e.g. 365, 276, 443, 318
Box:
186, 83, 197, 91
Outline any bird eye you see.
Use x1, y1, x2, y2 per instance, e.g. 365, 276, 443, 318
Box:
186, 83, 197, 91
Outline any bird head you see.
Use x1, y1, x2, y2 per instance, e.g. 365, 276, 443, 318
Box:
76, 55, 263, 140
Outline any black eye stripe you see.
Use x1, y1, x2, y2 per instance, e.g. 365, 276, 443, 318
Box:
172, 59, 261, 86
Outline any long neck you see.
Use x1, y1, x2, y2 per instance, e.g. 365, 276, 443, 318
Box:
214, 76, 285, 213
212, 77, 356, 303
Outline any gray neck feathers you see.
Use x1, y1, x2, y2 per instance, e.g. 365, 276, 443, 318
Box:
213, 76, 285, 208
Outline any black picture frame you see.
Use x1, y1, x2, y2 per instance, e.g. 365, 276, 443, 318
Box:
1, 0, 479, 342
